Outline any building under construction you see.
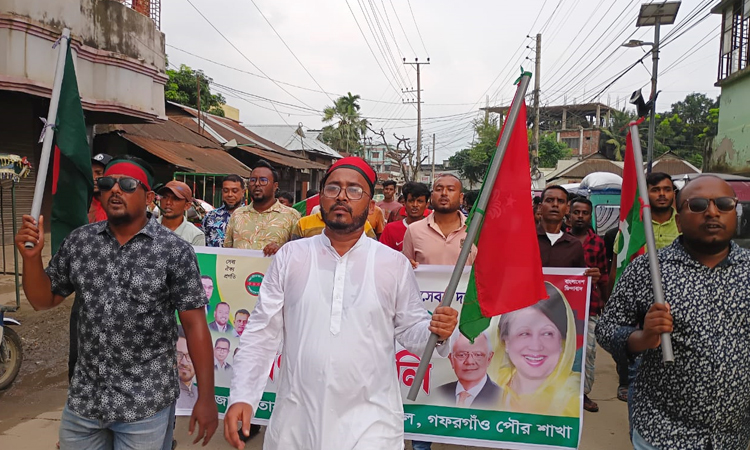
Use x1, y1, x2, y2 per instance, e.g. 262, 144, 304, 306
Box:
482, 102, 615, 159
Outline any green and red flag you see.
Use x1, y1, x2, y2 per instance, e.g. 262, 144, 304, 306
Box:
614, 130, 646, 284
292, 193, 320, 216
459, 101, 548, 342
51, 40, 94, 255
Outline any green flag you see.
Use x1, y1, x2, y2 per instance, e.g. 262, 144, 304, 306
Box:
614, 130, 646, 284
51, 40, 94, 255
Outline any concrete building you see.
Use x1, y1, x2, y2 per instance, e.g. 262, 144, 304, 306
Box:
0, 0, 167, 237
483, 103, 614, 159
363, 143, 404, 190
710, 0, 750, 174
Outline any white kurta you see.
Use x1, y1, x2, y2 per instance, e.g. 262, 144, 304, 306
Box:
229, 232, 449, 450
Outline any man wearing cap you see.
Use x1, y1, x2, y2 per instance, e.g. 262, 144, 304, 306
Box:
224, 157, 458, 450
157, 180, 205, 246
15, 155, 218, 448
88, 153, 112, 224
224, 160, 300, 256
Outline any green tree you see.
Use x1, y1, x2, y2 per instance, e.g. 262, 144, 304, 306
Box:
601, 109, 637, 161
448, 118, 501, 186
537, 132, 571, 167
321, 93, 369, 154
165, 64, 226, 117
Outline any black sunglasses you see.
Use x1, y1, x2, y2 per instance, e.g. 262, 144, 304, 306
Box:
97, 176, 142, 193
681, 196, 738, 213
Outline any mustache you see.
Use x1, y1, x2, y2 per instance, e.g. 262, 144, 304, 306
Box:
330, 201, 353, 214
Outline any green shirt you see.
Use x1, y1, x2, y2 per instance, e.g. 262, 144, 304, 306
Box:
613, 209, 680, 254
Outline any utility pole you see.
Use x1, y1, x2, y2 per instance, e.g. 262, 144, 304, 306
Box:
403, 58, 429, 181
646, 19, 661, 174
196, 73, 202, 134
532, 34, 541, 168
431, 133, 436, 184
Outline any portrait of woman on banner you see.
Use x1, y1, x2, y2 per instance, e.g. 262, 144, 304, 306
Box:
490, 282, 580, 417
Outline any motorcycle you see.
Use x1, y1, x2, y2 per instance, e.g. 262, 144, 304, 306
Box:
0, 311, 22, 390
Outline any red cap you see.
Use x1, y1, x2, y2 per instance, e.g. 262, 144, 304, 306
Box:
158, 181, 194, 202
324, 157, 377, 194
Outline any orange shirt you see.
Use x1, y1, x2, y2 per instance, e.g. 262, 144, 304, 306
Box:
367, 206, 386, 235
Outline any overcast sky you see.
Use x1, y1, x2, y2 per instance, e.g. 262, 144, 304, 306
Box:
162, 0, 721, 162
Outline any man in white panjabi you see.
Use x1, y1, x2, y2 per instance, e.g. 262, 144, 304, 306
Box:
224, 157, 458, 450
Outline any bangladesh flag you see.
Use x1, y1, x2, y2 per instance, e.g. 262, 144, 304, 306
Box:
459, 100, 547, 341
292, 193, 319, 216
50, 40, 94, 255
614, 130, 646, 284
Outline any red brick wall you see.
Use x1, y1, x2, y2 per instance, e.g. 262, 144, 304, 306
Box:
559, 129, 601, 157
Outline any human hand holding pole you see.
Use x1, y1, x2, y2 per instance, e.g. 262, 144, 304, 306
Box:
224, 402, 254, 449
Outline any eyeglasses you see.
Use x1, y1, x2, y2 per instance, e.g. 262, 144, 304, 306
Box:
97, 176, 142, 193
248, 177, 270, 186
322, 184, 369, 201
453, 351, 488, 361
681, 197, 738, 213
177, 352, 192, 363
215, 347, 230, 353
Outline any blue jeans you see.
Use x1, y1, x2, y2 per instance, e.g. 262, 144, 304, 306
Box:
412, 441, 431, 450
59, 402, 176, 450
632, 429, 660, 449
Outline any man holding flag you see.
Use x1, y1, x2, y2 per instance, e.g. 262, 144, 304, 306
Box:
597, 174, 750, 450
224, 157, 457, 450
16, 156, 218, 448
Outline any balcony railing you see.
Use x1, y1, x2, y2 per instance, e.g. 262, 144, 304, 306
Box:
718, 0, 749, 82
117, 0, 161, 29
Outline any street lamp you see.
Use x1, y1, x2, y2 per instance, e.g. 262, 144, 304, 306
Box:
622, 1, 681, 173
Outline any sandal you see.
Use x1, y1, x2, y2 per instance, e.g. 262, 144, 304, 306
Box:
617, 385, 628, 402
583, 394, 599, 412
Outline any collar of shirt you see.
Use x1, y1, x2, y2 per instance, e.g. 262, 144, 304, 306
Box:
426, 211, 467, 239
662, 237, 749, 268
319, 229, 371, 259
536, 223, 576, 244
96, 217, 158, 241
455, 375, 488, 399
158, 216, 190, 234
241, 200, 285, 215
653, 208, 677, 227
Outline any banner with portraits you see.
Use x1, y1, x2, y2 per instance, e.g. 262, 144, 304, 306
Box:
178, 247, 590, 450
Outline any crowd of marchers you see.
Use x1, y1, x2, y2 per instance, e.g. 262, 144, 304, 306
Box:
13, 151, 750, 450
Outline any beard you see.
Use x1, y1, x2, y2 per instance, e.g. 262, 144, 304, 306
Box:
434, 203, 459, 214
224, 200, 242, 210
321, 202, 369, 234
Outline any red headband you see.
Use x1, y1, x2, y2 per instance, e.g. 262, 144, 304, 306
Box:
325, 157, 377, 194
105, 162, 152, 191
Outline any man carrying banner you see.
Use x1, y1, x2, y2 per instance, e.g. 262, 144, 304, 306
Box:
202, 174, 246, 248
224, 160, 300, 255
15, 156, 218, 448
536, 186, 600, 412
597, 175, 750, 450
224, 156, 458, 450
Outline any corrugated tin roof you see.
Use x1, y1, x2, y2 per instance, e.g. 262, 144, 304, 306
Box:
98, 120, 219, 149
119, 134, 253, 176
167, 103, 327, 170
245, 125, 343, 159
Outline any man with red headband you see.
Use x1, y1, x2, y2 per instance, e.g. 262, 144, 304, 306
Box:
224, 157, 458, 450
15, 155, 218, 449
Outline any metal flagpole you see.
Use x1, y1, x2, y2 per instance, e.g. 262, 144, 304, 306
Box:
628, 121, 674, 363
407, 73, 533, 401
25, 28, 71, 248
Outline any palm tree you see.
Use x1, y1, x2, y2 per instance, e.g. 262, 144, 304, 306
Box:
321, 93, 369, 154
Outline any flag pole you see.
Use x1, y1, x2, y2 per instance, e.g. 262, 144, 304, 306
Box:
407, 73, 532, 401
628, 121, 674, 363
25, 28, 71, 248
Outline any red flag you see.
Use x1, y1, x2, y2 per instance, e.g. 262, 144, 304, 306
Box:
460, 101, 548, 339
